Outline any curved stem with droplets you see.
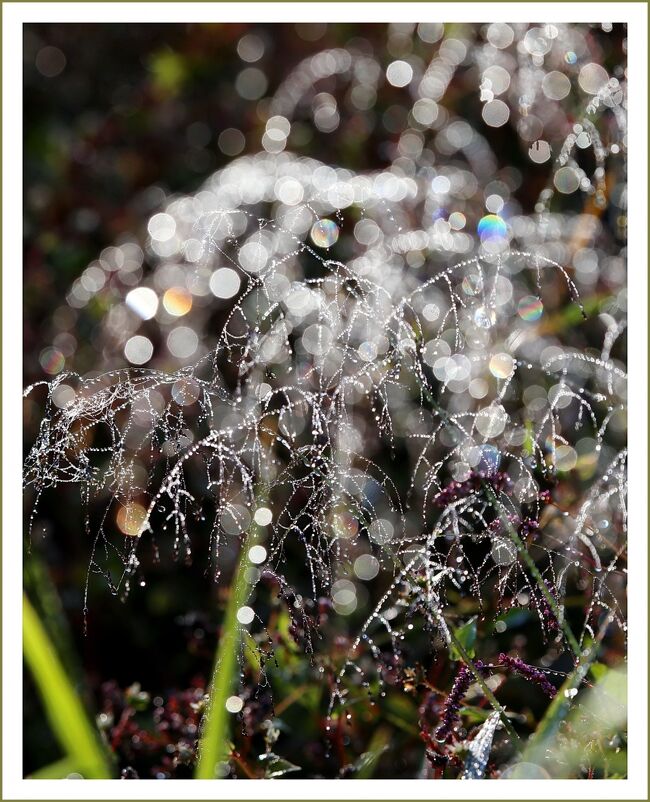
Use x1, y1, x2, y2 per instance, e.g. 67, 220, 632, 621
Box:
484, 484, 583, 663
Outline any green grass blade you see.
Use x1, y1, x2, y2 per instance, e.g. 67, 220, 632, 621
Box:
355, 726, 392, 778
23, 594, 113, 779
521, 641, 598, 767
27, 757, 79, 779
195, 513, 265, 779
24, 550, 82, 685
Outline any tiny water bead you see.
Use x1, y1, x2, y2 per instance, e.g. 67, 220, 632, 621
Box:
529, 140, 551, 164
209, 267, 241, 300
353, 554, 380, 581
475, 403, 508, 438
473, 305, 496, 329
517, 295, 544, 322
386, 59, 413, 88
482, 99, 510, 128
554, 165, 580, 194
167, 326, 199, 359
126, 286, 159, 320
248, 545, 267, 564
462, 274, 482, 296
310, 218, 339, 248
225, 695, 244, 714
124, 335, 153, 365
39, 346, 65, 375
477, 214, 507, 242
116, 502, 146, 537
542, 71, 571, 101
490, 537, 517, 566
489, 352, 515, 379
162, 287, 192, 317
238, 241, 269, 273
236, 605, 255, 625
253, 506, 273, 526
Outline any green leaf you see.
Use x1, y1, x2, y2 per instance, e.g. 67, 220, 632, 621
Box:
523, 420, 535, 457
350, 726, 391, 778
519, 660, 626, 779
462, 711, 501, 779
27, 757, 80, 779
259, 753, 301, 778
450, 617, 477, 661
195, 496, 267, 779
148, 49, 187, 95
521, 642, 599, 767
23, 595, 113, 779
588, 661, 609, 682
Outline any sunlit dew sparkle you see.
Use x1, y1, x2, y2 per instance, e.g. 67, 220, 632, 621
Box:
462, 274, 482, 296
477, 214, 507, 242
163, 287, 192, 317
126, 287, 159, 320
124, 335, 153, 365
116, 502, 147, 537
474, 305, 496, 328
209, 267, 241, 300
39, 346, 65, 375
237, 605, 255, 625
167, 326, 199, 359
253, 506, 273, 526
310, 218, 339, 248
489, 352, 515, 379
517, 295, 544, 322
225, 695, 244, 714
248, 545, 267, 564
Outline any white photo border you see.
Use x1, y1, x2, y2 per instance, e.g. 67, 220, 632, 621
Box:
5, 3, 647, 800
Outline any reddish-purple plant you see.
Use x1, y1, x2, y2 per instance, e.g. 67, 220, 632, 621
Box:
433, 660, 486, 743
499, 653, 557, 698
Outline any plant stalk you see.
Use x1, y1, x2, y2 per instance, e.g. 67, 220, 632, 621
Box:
195, 508, 265, 779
